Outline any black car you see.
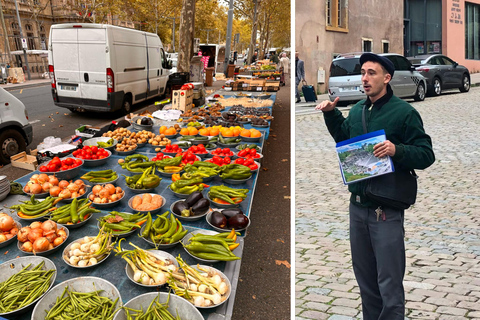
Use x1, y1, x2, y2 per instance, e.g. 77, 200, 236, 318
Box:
407, 54, 470, 96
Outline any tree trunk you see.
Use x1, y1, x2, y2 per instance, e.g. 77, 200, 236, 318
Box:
178, 0, 195, 73
247, 0, 258, 65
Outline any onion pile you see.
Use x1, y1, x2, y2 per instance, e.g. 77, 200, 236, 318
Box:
23, 174, 59, 195
17, 220, 67, 253
0, 213, 19, 243
51, 179, 87, 199
88, 184, 124, 204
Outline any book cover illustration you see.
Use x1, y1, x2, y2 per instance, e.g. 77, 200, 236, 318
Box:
335, 130, 394, 185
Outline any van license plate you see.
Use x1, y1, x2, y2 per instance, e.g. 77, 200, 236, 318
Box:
61, 85, 77, 91
340, 86, 359, 92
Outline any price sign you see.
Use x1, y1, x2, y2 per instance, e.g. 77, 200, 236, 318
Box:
242, 83, 248, 88
256, 87, 262, 91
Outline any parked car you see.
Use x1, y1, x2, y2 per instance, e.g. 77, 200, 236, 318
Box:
0, 87, 33, 164
328, 53, 427, 105
237, 54, 244, 59
407, 54, 470, 96
169, 58, 178, 74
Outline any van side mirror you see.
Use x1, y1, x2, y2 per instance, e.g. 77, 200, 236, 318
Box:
453, 62, 458, 68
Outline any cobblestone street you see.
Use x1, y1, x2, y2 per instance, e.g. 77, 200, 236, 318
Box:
295, 88, 480, 319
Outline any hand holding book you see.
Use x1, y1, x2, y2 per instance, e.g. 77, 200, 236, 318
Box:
373, 140, 396, 158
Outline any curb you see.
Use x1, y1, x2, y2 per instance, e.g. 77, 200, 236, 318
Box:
1, 81, 50, 91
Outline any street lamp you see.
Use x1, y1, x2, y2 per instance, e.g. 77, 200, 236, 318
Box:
200, 29, 214, 44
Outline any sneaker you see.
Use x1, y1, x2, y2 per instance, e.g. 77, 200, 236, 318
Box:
296, 99, 301, 103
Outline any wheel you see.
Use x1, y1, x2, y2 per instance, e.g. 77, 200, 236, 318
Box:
460, 74, 470, 92
414, 82, 425, 101
430, 77, 442, 96
0, 129, 26, 164
121, 95, 132, 115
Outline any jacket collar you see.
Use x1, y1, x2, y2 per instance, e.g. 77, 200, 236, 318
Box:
363, 84, 393, 110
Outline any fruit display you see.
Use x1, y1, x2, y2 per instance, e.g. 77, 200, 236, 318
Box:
72, 145, 110, 160
198, 126, 221, 136
49, 179, 87, 200
239, 128, 262, 138
182, 230, 240, 262
208, 185, 248, 205
148, 134, 172, 146
171, 192, 210, 217
38, 157, 82, 173
219, 126, 242, 137
130, 194, 164, 211
186, 144, 208, 156
81, 169, 118, 183
88, 184, 125, 204
209, 208, 249, 230
220, 164, 252, 180
98, 211, 147, 236
205, 156, 232, 166
0, 213, 19, 243
159, 124, 181, 136
17, 220, 68, 253
163, 144, 184, 154
23, 173, 59, 195
63, 227, 114, 267
10, 195, 60, 219
233, 158, 259, 170
140, 211, 188, 245
49, 198, 100, 225
168, 256, 231, 307
184, 121, 203, 128
179, 126, 199, 136
210, 147, 235, 157
237, 148, 262, 160
122, 166, 161, 190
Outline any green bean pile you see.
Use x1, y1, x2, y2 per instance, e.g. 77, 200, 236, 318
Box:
123, 294, 181, 320
44, 286, 119, 320
0, 261, 55, 313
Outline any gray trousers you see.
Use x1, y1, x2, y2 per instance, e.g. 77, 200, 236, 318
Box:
295, 78, 301, 100
349, 202, 406, 320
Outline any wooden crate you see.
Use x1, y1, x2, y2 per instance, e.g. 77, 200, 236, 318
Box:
172, 89, 194, 111
249, 79, 266, 87
11, 152, 38, 171
266, 81, 280, 87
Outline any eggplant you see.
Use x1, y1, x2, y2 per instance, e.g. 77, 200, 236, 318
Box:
211, 211, 227, 229
228, 213, 249, 229
191, 198, 210, 216
221, 208, 243, 219
185, 191, 204, 207
172, 200, 190, 217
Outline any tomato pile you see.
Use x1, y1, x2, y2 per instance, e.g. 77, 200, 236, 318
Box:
164, 144, 183, 154
237, 148, 261, 159
39, 156, 83, 173
151, 152, 171, 162
210, 148, 235, 157
175, 151, 199, 165
234, 158, 259, 170
187, 145, 208, 155
72, 146, 110, 160
205, 156, 232, 166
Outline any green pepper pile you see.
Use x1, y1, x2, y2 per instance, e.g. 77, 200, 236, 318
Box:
122, 166, 161, 190
208, 185, 249, 204
81, 169, 118, 183
183, 232, 240, 261
119, 154, 156, 173
10, 195, 59, 219
218, 134, 241, 145
98, 211, 147, 235
155, 156, 183, 173
170, 176, 205, 195
220, 164, 252, 180
183, 161, 221, 179
50, 198, 100, 225
141, 211, 188, 246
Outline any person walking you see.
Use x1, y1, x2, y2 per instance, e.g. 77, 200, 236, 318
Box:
295, 52, 305, 103
315, 53, 435, 320
279, 53, 290, 84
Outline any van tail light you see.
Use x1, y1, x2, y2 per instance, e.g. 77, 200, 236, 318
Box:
48, 65, 56, 89
416, 67, 429, 72
106, 68, 114, 93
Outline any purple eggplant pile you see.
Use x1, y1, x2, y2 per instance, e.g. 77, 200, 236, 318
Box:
172, 191, 210, 217
210, 208, 249, 230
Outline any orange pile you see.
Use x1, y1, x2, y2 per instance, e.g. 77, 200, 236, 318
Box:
198, 127, 220, 136
159, 126, 177, 136
220, 127, 241, 137
240, 128, 262, 138
180, 127, 199, 136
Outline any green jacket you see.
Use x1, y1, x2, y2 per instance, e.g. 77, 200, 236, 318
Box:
324, 85, 435, 207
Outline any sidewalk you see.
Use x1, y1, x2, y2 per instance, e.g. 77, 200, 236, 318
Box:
295, 72, 480, 108
0, 78, 51, 91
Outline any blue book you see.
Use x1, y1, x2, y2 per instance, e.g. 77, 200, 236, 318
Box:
335, 129, 394, 185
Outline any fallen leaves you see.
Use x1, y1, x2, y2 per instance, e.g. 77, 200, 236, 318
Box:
281, 159, 288, 162
262, 167, 268, 171
275, 260, 291, 268
252, 295, 256, 299
284, 196, 290, 199
276, 238, 284, 243
4, 251, 8, 255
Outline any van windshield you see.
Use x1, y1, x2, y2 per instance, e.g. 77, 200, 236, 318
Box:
330, 58, 361, 77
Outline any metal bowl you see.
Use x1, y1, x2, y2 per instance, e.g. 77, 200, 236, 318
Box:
124, 250, 178, 288
88, 190, 126, 209
206, 192, 243, 208
206, 210, 251, 232
62, 236, 112, 268
139, 223, 186, 249
204, 143, 217, 150
170, 200, 212, 222
217, 141, 241, 148
207, 149, 236, 158
237, 152, 264, 163
76, 149, 112, 167
251, 122, 270, 128
240, 135, 262, 142
189, 264, 232, 309
131, 116, 154, 131
125, 184, 156, 194
0, 256, 57, 317
18, 226, 69, 256
31, 276, 122, 320
15, 199, 51, 221
42, 158, 84, 180
0, 220, 21, 248
157, 168, 184, 178
83, 137, 118, 152
222, 176, 252, 185
255, 93, 272, 100
97, 212, 141, 238
127, 193, 165, 215
58, 211, 93, 229
23, 190, 49, 198
115, 146, 138, 156
113, 292, 203, 320
181, 229, 222, 263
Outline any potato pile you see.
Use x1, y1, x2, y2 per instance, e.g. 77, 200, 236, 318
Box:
148, 134, 172, 147
116, 139, 137, 152
132, 130, 156, 144
102, 127, 133, 141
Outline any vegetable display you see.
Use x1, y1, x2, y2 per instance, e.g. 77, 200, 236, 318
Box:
43, 287, 119, 320
0, 213, 18, 243
72, 145, 110, 160
210, 208, 250, 230
17, 220, 67, 253
236, 148, 262, 159
218, 134, 241, 145
23, 173, 59, 195
88, 184, 124, 204
96, 138, 115, 148
183, 230, 240, 262
122, 166, 161, 190
233, 158, 259, 171
208, 185, 248, 205
141, 212, 187, 246
210, 147, 235, 157
205, 156, 232, 166
115, 241, 177, 286
50, 179, 87, 200
220, 164, 252, 180
38, 157, 83, 173
0, 261, 55, 313
63, 227, 114, 267
81, 169, 119, 183
98, 212, 147, 235
163, 144, 184, 154
169, 176, 206, 195
236, 143, 261, 151
49, 198, 99, 225
182, 161, 221, 179
10, 195, 61, 219
130, 194, 164, 211
120, 293, 182, 319
172, 192, 210, 218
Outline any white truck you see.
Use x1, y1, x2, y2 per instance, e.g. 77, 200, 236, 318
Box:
48, 23, 170, 113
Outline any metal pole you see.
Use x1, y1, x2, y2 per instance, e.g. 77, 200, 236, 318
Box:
14, 0, 31, 80
0, 0, 13, 64
223, 0, 233, 75
155, 0, 158, 34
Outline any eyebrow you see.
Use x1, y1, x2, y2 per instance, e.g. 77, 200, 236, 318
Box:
361, 68, 377, 73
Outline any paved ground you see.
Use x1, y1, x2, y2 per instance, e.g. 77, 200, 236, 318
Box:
295, 88, 480, 319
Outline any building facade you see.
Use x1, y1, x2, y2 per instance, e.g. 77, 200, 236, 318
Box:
295, 0, 404, 93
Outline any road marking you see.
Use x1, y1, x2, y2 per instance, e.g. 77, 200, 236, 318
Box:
29, 120, 40, 124
20, 89, 23, 94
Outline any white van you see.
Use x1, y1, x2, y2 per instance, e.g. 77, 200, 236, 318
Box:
0, 87, 33, 164
48, 24, 170, 113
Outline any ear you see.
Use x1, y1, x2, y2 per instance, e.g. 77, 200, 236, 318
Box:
384, 73, 392, 84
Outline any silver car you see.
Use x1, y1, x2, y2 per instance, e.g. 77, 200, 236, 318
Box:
328, 53, 427, 105
407, 54, 470, 96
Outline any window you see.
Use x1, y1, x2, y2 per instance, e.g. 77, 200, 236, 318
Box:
382, 41, 389, 53
466, 2, 480, 60
13, 31, 21, 50
25, 24, 32, 31
362, 39, 372, 52
11, 22, 19, 30
326, 0, 348, 32
441, 56, 454, 65
27, 32, 35, 50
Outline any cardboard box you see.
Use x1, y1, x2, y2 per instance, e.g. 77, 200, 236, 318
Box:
11, 152, 38, 171
172, 89, 193, 111
75, 125, 100, 138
